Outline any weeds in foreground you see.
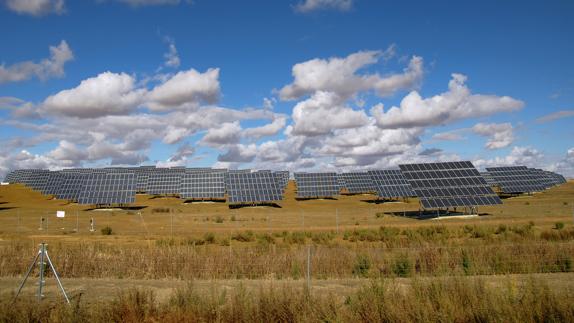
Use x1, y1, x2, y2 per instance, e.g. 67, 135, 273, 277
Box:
2, 277, 573, 322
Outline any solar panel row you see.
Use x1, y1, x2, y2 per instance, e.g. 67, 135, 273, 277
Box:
485, 166, 550, 193
400, 161, 502, 209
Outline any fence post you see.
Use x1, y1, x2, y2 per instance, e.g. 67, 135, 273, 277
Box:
336, 209, 339, 234
306, 245, 311, 292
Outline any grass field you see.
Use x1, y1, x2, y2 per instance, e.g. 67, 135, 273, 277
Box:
0, 181, 573, 322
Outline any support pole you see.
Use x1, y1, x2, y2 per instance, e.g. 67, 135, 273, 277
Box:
306, 245, 311, 292
38, 243, 45, 301
13, 250, 40, 302
336, 209, 339, 234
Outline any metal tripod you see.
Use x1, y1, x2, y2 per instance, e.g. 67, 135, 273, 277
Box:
13, 243, 70, 304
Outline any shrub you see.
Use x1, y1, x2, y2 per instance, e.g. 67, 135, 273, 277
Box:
495, 224, 507, 234
232, 231, 255, 242
392, 255, 412, 277
352, 255, 371, 278
555, 222, 565, 230
101, 226, 113, 235
283, 231, 307, 244
230, 215, 236, 221
462, 250, 471, 275
214, 216, 224, 224
203, 232, 216, 244
257, 233, 275, 245
152, 207, 170, 213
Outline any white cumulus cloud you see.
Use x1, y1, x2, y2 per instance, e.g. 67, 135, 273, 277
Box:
472, 122, 514, 150
279, 50, 422, 100
372, 73, 524, 129
4, 0, 64, 16
0, 40, 73, 84
42, 71, 145, 118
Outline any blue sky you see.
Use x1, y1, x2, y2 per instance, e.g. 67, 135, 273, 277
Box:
0, 0, 573, 177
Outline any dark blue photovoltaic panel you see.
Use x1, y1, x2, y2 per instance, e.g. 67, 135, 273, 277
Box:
368, 169, 415, 198
294, 173, 339, 198
400, 161, 501, 209
180, 169, 227, 199
78, 172, 136, 205
339, 172, 375, 194
227, 172, 283, 204
486, 166, 547, 193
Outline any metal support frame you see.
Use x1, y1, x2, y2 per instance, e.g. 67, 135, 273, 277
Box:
14, 243, 70, 304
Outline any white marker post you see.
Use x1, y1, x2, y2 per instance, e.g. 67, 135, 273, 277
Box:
56, 211, 65, 230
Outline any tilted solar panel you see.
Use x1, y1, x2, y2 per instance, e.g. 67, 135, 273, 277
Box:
337, 174, 346, 191
339, 172, 375, 194
55, 172, 88, 201
294, 172, 339, 198
180, 169, 227, 199
273, 171, 289, 191
226, 172, 283, 204
146, 169, 183, 195
78, 172, 136, 205
400, 161, 502, 209
368, 169, 415, 198
480, 172, 498, 187
22, 170, 51, 192
485, 166, 547, 193
43, 171, 64, 195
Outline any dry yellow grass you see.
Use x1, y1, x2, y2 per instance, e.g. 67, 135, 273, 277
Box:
0, 180, 573, 240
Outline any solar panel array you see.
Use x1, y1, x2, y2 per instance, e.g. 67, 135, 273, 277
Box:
227, 171, 283, 204
543, 170, 567, 186
339, 172, 375, 194
180, 169, 226, 199
368, 169, 415, 198
400, 161, 502, 209
3, 163, 567, 207
294, 172, 340, 198
78, 172, 136, 205
485, 166, 548, 193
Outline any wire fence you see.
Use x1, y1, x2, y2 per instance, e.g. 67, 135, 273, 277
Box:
1, 241, 573, 281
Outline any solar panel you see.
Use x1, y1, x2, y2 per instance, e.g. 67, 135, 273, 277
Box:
337, 174, 347, 191
78, 172, 136, 205
273, 171, 289, 192
339, 172, 375, 194
368, 169, 415, 198
485, 166, 547, 193
43, 171, 64, 195
55, 172, 89, 201
21, 169, 51, 192
180, 169, 227, 199
400, 161, 502, 209
146, 169, 183, 195
226, 171, 283, 204
294, 172, 339, 198
480, 172, 498, 187
543, 171, 567, 186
